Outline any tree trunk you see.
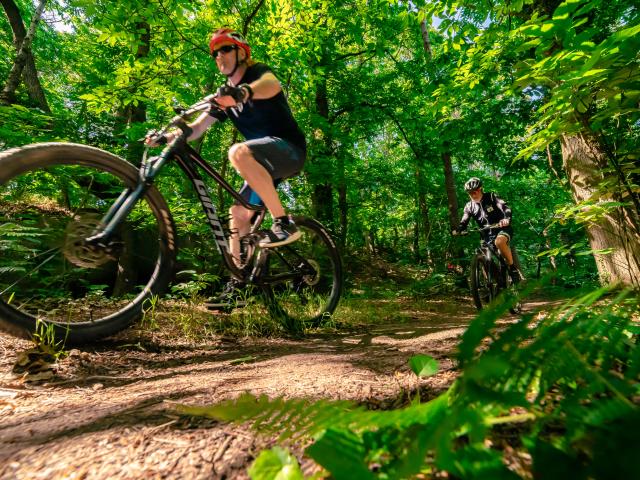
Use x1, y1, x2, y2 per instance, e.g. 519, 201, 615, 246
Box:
113, 22, 150, 162
442, 150, 459, 229
1, 0, 48, 108
418, 190, 430, 264
112, 223, 135, 296
310, 75, 334, 226
0, 0, 50, 111
338, 180, 347, 249
413, 219, 420, 264
561, 133, 640, 286
420, 19, 432, 60
414, 162, 431, 264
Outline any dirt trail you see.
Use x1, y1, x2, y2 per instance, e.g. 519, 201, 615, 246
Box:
0, 297, 551, 479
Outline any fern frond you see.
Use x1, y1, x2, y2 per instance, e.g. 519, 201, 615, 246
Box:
177, 388, 452, 442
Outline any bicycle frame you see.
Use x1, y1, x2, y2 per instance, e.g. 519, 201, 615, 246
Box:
85, 118, 266, 283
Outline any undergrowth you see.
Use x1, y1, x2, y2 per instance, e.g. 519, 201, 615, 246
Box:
177, 283, 640, 479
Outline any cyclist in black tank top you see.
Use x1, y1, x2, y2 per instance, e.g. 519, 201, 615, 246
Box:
145, 28, 307, 304
146, 29, 305, 262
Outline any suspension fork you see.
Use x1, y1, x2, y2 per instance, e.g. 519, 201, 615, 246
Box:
85, 150, 171, 246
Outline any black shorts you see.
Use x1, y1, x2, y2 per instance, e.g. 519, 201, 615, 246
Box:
237, 137, 305, 206
485, 227, 513, 244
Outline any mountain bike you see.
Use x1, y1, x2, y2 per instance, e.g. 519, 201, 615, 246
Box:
455, 225, 522, 314
0, 96, 343, 343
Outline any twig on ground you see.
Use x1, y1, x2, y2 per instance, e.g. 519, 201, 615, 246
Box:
44, 375, 135, 386
147, 419, 178, 434
212, 434, 234, 464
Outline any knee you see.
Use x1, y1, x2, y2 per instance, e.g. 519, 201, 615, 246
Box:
229, 143, 253, 169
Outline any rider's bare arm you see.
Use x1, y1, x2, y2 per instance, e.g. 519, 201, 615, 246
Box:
184, 111, 218, 141
247, 72, 282, 100
146, 111, 218, 146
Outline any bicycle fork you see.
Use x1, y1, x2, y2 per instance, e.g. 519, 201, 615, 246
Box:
83, 160, 162, 250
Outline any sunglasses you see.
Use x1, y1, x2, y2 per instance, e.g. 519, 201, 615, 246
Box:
211, 44, 237, 58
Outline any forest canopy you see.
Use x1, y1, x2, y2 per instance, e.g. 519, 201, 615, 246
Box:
1, 0, 639, 286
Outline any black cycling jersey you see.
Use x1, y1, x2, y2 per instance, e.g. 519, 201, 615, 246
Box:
458, 192, 513, 240
209, 63, 306, 152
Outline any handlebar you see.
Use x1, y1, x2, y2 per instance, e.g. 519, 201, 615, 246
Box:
452, 223, 503, 236
145, 94, 225, 146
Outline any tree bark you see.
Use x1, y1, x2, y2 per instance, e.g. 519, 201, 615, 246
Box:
413, 219, 420, 263
415, 172, 430, 265
114, 21, 150, 162
561, 133, 640, 286
126, 21, 150, 163
310, 75, 335, 227
420, 19, 432, 60
1, 0, 49, 110
442, 150, 459, 229
337, 178, 348, 249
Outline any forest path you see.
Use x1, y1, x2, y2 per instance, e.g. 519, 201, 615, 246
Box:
0, 296, 555, 479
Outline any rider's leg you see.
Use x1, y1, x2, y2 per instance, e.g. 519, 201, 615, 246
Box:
229, 143, 285, 219
229, 203, 254, 268
229, 142, 301, 246
495, 234, 514, 266
496, 233, 521, 283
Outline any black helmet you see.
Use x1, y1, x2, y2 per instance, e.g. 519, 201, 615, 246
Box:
464, 177, 483, 192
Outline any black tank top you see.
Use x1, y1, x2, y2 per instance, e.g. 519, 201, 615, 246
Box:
209, 63, 306, 152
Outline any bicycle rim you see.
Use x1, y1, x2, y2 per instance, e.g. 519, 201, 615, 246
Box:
261, 216, 342, 331
0, 143, 176, 342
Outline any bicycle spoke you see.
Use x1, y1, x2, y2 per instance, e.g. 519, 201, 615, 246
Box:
0, 145, 174, 341
0, 250, 59, 296
260, 217, 341, 330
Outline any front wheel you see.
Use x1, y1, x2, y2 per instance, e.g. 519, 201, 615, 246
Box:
506, 272, 523, 315
260, 216, 342, 332
0, 143, 177, 343
470, 254, 497, 311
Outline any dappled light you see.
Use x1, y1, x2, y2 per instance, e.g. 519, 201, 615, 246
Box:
1, 0, 639, 478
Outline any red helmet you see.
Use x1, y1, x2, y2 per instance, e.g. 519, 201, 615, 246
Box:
209, 28, 251, 58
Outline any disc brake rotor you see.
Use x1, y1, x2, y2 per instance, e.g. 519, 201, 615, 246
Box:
63, 213, 113, 268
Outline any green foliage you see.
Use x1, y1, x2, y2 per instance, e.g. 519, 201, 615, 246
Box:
249, 447, 304, 480
6, 0, 629, 280
32, 318, 69, 361
0, 105, 58, 148
409, 354, 439, 378
178, 285, 640, 479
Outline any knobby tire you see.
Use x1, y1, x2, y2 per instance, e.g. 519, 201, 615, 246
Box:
261, 216, 342, 332
0, 143, 177, 343
470, 254, 496, 311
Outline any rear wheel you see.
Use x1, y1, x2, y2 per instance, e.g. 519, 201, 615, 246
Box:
0, 143, 177, 343
260, 216, 342, 332
470, 254, 497, 310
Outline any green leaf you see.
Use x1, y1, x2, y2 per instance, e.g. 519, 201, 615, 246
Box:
409, 355, 439, 377
306, 429, 374, 480
249, 447, 304, 480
